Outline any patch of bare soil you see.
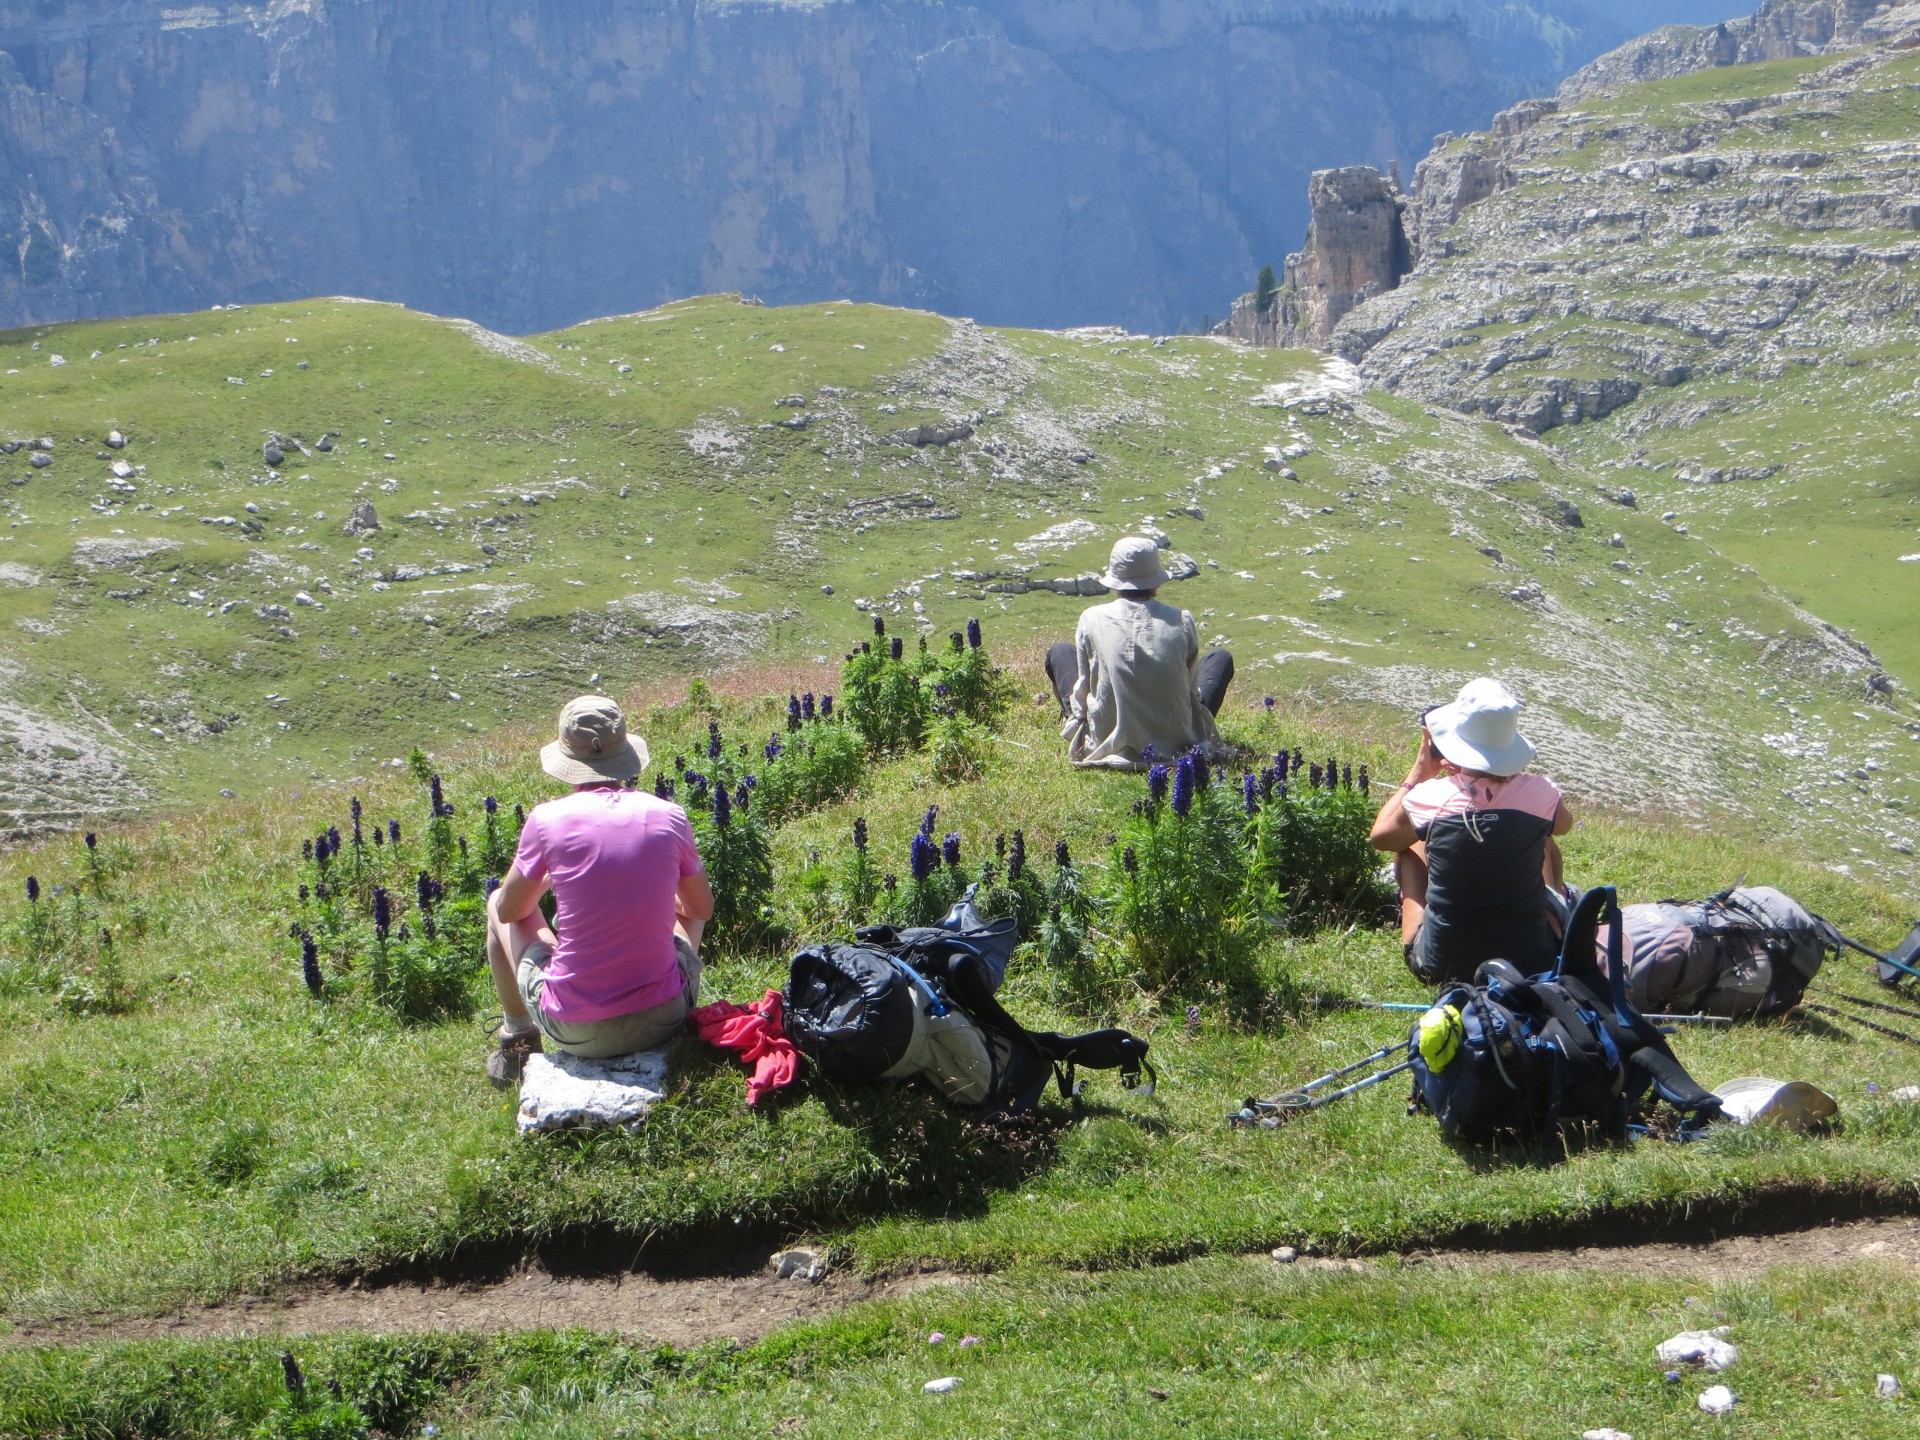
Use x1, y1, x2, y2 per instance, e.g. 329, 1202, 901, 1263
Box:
4, 1266, 961, 1349
1400, 1213, 1920, 1279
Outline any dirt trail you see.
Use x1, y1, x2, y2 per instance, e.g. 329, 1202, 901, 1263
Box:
11, 1216, 1920, 1349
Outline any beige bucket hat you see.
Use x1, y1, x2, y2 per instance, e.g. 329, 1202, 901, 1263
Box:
539, 695, 649, 786
1099, 535, 1174, 591
1711, 1076, 1838, 1131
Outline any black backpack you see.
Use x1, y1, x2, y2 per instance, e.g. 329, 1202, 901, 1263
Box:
1410, 885, 1723, 1145
785, 890, 1155, 1115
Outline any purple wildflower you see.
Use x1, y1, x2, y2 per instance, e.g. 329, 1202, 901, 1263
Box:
416, 870, 436, 915
372, 826, 384, 848
302, 839, 313, 861
485, 876, 501, 896
1147, 764, 1169, 806
1292, 747, 1305, 773
1263, 695, 1275, 711
1276, 750, 1291, 781
1342, 763, 1353, 790
820, 694, 834, 718
1193, 748, 1211, 792
1055, 838, 1072, 869
765, 734, 783, 763
874, 614, 886, 638
1141, 743, 1158, 766
298, 883, 310, 903
654, 774, 676, 801
429, 774, 445, 815
920, 805, 939, 837
942, 832, 962, 869
389, 819, 402, 844
934, 682, 950, 700
735, 782, 750, 812
910, 831, 938, 883
713, 782, 732, 828
708, 723, 723, 761
301, 933, 323, 996
85, 831, 97, 851
1243, 773, 1259, 815
1309, 763, 1324, 788
949, 631, 964, 653
326, 825, 342, 854
788, 694, 802, 732
484, 796, 499, 815
890, 637, 903, 661
883, 872, 898, 892
1172, 755, 1195, 818
852, 816, 868, 852
1122, 846, 1138, 874
1008, 830, 1026, 883
967, 617, 982, 650
372, 887, 392, 939
26, 876, 39, 903
350, 796, 362, 824
1326, 756, 1338, 790
802, 692, 816, 722
1358, 764, 1371, 797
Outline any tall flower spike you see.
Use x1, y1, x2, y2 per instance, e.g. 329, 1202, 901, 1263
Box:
735, 782, 751, 813
416, 870, 435, 915
949, 631, 964, 653
1326, 756, 1338, 790
910, 831, 937, 883
654, 774, 675, 800
1342, 763, 1353, 790
1055, 838, 1072, 869
372, 887, 391, 938
1171, 755, 1195, 818
1122, 846, 1138, 874
852, 815, 868, 852
26, 875, 39, 903
1276, 750, 1290, 781
1309, 763, 1324, 789
485, 796, 499, 815
707, 723, 723, 761
1358, 764, 1371, 797
765, 734, 784, 763
788, 694, 802, 732
942, 832, 962, 869
883, 872, 898, 892
373, 826, 385, 847
801, 692, 816, 721
874, 614, 886, 638
1243, 773, 1259, 816
921, 805, 939, 837
1141, 742, 1158, 766
713, 782, 732, 828
301, 933, 323, 996
967, 617, 982, 650
820, 693, 834, 718
1263, 695, 1275, 710
1193, 748, 1211, 792
350, 796, 362, 823
429, 774, 445, 814
1147, 764, 1169, 806
890, 636, 903, 661
85, 831, 97, 851
326, 825, 342, 854
389, 818, 402, 844
1008, 830, 1026, 882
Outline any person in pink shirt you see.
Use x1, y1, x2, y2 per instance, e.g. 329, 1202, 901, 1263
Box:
1369, 677, 1574, 986
484, 694, 714, 1086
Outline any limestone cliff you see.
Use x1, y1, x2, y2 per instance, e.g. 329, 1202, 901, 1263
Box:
0, 0, 1758, 335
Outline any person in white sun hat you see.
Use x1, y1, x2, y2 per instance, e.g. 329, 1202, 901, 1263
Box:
1369, 677, 1574, 986
482, 695, 715, 1086
1047, 535, 1235, 768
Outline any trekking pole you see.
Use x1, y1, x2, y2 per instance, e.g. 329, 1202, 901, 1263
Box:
1312, 996, 1732, 1026
1230, 1041, 1415, 1127
1800, 1001, 1920, 1048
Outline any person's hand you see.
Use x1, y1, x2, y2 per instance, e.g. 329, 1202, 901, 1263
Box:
1406, 727, 1444, 786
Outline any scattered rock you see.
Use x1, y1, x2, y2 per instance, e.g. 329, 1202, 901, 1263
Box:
1697, 1385, 1735, 1416
1270, 1246, 1298, 1264
263, 440, 284, 467
1582, 1430, 1633, 1440
29, 453, 51, 469
922, 1377, 961, 1395
110, 460, 134, 480
315, 434, 334, 453
1550, 498, 1584, 528
770, 1248, 827, 1282
343, 500, 380, 537
1508, 580, 1545, 603
1878, 1374, 1902, 1398
889, 420, 975, 447
105, 430, 126, 450
820, 584, 834, 595
256, 604, 290, 619
1657, 1329, 1738, 1372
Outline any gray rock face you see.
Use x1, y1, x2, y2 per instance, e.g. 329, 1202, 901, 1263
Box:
342, 500, 380, 537
1254, 2, 1920, 435
1228, 167, 1413, 349
0, 0, 1750, 335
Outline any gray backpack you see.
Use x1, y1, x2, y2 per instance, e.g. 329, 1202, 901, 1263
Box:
1616, 885, 1839, 1018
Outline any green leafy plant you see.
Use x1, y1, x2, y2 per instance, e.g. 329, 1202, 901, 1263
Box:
1106, 752, 1253, 993
1246, 753, 1389, 929
691, 778, 779, 949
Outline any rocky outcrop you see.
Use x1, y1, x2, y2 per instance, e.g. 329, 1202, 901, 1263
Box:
0, 0, 1772, 335
1220, 167, 1411, 348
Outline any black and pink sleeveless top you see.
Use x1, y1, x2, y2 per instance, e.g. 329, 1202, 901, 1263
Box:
1405, 772, 1563, 980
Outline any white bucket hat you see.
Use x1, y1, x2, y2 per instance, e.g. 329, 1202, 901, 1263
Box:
540, 695, 649, 786
1426, 677, 1536, 778
1711, 1077, 1837, 1131
1099, 535, 1173, 592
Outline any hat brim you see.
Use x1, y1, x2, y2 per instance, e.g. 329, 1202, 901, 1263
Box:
540, 735, 649, 786
1099, 564, 1173, 591
1712, 1076, 1837, 1131
1427, 705, 1536, 777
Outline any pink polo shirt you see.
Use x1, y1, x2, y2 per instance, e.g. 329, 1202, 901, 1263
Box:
512, 788, 704, 1022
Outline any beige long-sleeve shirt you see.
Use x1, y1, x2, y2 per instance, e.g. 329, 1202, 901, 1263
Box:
1062, 597, 1220, 769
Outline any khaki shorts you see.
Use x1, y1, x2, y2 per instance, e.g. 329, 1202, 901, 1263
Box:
517, 935, 702, 1058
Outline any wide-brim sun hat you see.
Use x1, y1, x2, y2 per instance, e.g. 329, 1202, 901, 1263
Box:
1426, 677, 1536, 777
1099, 534, 1174, 591
540, 694, 649, 786
1711, 1076, 1837, 1132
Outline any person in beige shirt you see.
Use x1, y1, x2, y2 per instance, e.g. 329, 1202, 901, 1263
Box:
1047, 536, 1234, 769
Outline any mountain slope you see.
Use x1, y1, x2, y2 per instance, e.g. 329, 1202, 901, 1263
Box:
0, 291, 1912, 887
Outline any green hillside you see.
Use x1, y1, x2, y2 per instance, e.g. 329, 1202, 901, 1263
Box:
2, 292, 1912, 886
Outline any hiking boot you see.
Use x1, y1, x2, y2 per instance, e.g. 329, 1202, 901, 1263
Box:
486, 1026, 543, 1088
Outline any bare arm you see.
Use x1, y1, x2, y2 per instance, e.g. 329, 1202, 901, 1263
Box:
1551, 800, 1574, 838
1370, 728, 1444, 852
677, 869, 715, 923
493, 864, 547, 924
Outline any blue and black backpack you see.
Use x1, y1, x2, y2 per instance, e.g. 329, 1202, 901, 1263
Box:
1409, 885, 1724, 1145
